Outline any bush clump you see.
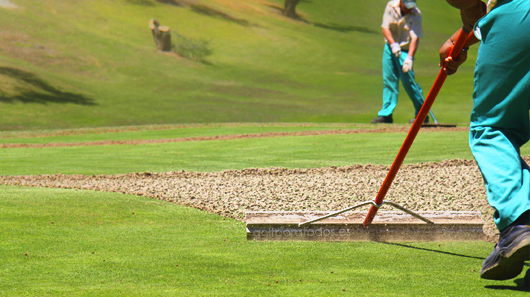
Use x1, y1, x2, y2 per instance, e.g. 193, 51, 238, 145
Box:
172, 32, 212, 62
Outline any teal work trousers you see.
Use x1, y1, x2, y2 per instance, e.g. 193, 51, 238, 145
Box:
470, 0, 530, 231
378, 44, 425, 117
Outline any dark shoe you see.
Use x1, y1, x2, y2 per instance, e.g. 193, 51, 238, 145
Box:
371, 115, 393, 124
480, 225, 530, 280
408, 116, 429, 124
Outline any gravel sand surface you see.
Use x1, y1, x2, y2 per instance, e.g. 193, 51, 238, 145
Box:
0, 158, 503, 240
1, 126, 518, 241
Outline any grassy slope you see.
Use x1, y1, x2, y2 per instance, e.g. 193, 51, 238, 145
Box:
0, 0, 473, 130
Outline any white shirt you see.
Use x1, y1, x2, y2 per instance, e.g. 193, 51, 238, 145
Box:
381, 0, 423, 50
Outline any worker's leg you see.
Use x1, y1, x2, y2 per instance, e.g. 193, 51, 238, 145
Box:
470, 0, 530, 231
470, 0, 530, 281
378, 44, 400, 117
470, 128, 530, 230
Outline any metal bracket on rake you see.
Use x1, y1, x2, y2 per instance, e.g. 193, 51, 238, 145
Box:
298, 200, 435, 227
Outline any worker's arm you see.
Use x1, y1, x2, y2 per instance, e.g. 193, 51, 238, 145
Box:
382, 27, 402, 57
408, 36, 419, 58
382, 27, 396, 45
401, 35, 419, 73
440, 0, 486, 75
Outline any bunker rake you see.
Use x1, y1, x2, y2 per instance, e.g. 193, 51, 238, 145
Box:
397, 56, 456, 128
246, 29, 483, 242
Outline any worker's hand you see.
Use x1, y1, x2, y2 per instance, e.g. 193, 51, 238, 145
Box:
439, 38, 468, 75
402, 55, 414, 73
390, 42, 402, 58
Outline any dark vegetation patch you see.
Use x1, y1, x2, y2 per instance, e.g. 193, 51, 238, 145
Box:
0, 67, 96, 105
190, 4, 251, 27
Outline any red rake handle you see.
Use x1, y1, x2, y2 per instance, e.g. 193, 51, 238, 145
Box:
362, 29, 473, 228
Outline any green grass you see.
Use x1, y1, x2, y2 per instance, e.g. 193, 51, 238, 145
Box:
1, 0, 528, 295
0, 0, 475, 130
1, 186, 528, 296
1, 125, 530, 295
0, 123, 373, 144
0, 125, 472, 175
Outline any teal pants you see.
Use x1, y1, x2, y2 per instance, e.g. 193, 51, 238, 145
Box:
378, 44, 425, 117
470, 0, 530, 231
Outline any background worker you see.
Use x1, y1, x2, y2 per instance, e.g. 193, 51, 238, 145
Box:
441, 0, 530, 281
372, 0, 427, 124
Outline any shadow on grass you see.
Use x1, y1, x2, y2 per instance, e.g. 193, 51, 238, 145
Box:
485, 266, 530, 292
381, 242, 484, 260
190, 5, 251, 27
263, 3, 376, 34
384, 242, 530, 292
154, 0, 183, 6
0, 67, 96, 105
313, 23, 378, 34
485, 281, 529, 292
127, 0, 156, 6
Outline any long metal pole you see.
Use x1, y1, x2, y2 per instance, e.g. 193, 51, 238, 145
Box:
396, 54, 439, 124
362, 29, 473, 228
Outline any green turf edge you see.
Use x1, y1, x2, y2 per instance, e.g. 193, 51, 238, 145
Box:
1, 185, 529, 296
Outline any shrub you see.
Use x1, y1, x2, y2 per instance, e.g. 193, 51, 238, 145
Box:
172, 32, 212, 62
